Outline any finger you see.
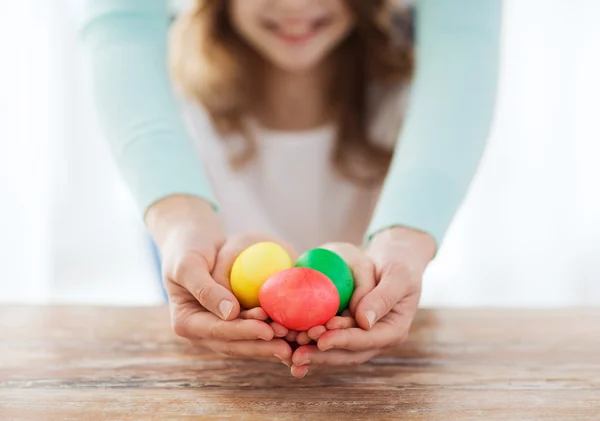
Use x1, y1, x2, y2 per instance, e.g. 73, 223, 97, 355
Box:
286, 330, 299, 342
292, 345, 378, 367
212, 233, 298, 288
290, 364, 310, 379
307, 325, 327, 341
169, 253, 240, 320
240, 309, 289, 339
317, 311, 410, 352
319, 243, 376, 316
239, 307, 269, 320
196, 339, 292, 367
296, 331, 312, 345
346, 259, 376, 317
324, 316, 358, 330
173, 304, 274, 341
354, 262, 415, 330
270, 321, 289, 338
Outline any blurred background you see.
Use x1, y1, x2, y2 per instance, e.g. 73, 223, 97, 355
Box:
0, 0, 598, 307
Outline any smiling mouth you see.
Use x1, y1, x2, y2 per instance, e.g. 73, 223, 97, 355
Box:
261, 17, 332, 45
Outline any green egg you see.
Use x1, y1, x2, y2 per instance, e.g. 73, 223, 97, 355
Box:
295, 248, 355, 314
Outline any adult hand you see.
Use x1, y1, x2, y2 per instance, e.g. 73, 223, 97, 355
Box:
211, 231, 298, 340
292, 242, 376, 347
146, 195, 292, 366
290, 228, 436, 378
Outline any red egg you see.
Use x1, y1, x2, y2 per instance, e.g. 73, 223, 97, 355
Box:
259, 267, 340, 331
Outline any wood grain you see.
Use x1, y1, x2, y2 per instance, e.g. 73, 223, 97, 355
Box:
0, 306, 599, 420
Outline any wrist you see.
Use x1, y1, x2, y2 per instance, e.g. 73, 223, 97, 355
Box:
370, 226, 436, 266
145, 195, 219, 241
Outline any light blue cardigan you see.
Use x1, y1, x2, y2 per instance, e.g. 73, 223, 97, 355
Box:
79, 0, 501, 248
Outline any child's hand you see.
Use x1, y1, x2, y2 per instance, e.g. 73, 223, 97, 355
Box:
290, 228, 436, 378
146, 196, 292, 366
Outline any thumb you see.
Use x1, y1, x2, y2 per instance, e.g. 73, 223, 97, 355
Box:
354, 263, 412, 330
319, 242, 375, 316
170, 253, 241, 320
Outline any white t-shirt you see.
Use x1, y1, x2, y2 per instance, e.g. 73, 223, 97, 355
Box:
182, 85, 406, 252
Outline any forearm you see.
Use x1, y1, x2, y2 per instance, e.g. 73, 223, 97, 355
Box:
79, 0, 217, 216
368, 0, 502, 249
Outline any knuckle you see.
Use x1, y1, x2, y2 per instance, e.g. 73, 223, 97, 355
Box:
171, 252, 205, 282
194, 284, 213, 304
172, 314, 191, 338
171, 308, 192, 338
353, 260, 375, 279
209, 320, 226, 340
389, 331, 409, 348
377, 293, 395, 312
172, 320, 187, 338
220, 345, 238, 357
383, 261, 411, 281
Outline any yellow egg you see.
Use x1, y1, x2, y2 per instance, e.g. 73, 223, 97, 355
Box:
230, 242, 293, 309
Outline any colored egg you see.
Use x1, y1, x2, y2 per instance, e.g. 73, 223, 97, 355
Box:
259, 267, 340, 331
230, 242, 292, 309
295, 248, 354, 314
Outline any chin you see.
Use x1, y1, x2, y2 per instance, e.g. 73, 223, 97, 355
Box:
268, 53, 326, 74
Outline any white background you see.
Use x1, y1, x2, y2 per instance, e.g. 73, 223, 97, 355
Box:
0, 0, 598, 307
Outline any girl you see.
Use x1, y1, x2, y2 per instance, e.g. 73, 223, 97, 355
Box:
80, 0, 501, 378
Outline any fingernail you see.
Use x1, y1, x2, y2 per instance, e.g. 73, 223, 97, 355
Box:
366, 310, 377, 328
298, 360, 310, 366
299, 368, 309, 378
219, 300, 233, 319
274, 354, 290, 367
320, 345, 332, 352
259, 335, 270, 341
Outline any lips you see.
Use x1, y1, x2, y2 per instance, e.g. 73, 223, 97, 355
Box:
262, 17, 331, 45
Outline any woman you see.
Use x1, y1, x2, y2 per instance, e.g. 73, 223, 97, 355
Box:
79, 0, 501, 378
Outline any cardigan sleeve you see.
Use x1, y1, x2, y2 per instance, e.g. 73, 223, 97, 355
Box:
367, 0, 502, 248
78, 0, 218, 215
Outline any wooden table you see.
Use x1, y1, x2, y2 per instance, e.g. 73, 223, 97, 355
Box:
0, 306, 599, 420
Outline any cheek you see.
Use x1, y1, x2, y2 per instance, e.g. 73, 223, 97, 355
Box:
229, 0, 263, 44
331, 0, 355, 30
314, 20, 353, 57
318, 5, 355, 52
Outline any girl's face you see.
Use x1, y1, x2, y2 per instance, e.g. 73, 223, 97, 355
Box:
229, 0, 355, 72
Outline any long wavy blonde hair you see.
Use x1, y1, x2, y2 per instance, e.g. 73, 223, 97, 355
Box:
170, 0, 414, 185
